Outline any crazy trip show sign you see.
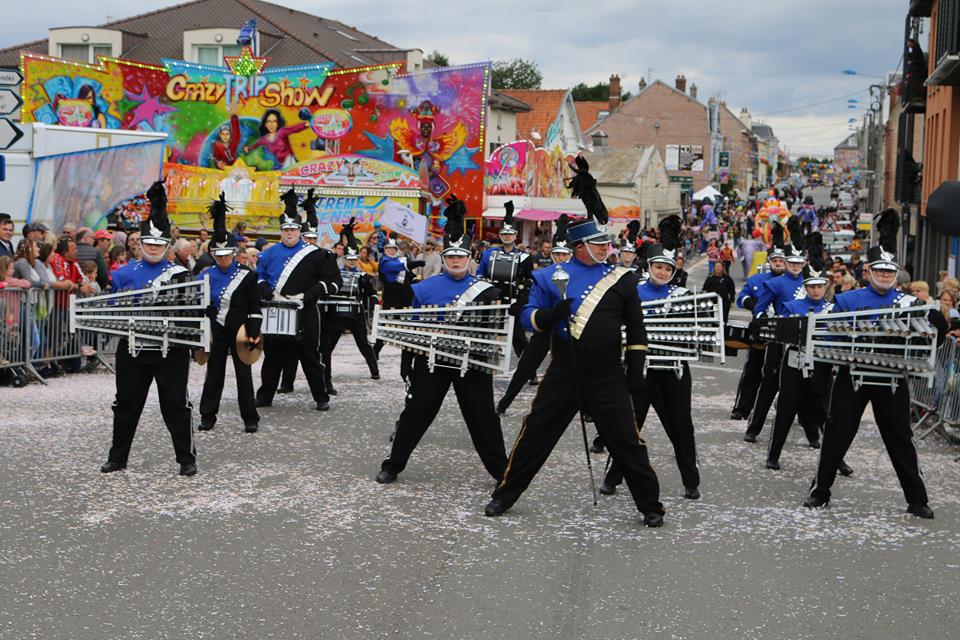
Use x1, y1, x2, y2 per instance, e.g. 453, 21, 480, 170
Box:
20, 50, 490, 227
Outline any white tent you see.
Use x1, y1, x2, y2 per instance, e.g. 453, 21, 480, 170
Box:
692, 185, 722, 202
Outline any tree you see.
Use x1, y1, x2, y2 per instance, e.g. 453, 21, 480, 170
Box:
425, 50, 449, 67
572, 80, 631, 103
491, 58, 543, 90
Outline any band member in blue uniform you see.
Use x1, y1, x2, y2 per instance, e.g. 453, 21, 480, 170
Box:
485, 157, 664, 527
805, 246, 933, 519
478, 201, 536, 382
321, 217, 380, 393
744, 244, 806, 442
496, 215, 573, 415
618, 221, 640, 271
255, 189, 342, 411
376, 196, 507, 484
599, 231, 701, 500
196, 194, 263, 433
100, 182, 197, 476
373, 234, 424, 360
730, 248, 786, 420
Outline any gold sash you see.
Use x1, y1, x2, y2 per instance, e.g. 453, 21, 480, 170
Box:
569, 266, 631, 340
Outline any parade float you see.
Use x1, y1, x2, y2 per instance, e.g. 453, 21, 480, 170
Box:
17, 49, 491, 242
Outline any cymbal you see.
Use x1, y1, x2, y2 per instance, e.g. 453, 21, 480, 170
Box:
194, 349, 209, 366
236, 325, 263, 366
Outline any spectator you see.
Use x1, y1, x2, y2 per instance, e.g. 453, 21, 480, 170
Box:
232, 221, 248, 245
23, 222, 48, 244
719, 242, 734, 275
198, 228, 209, 245
125, 231, 142, 262
60, 222, 78, 241
79, 261, 102, 296
172, 238, 195, 270
849, 253, 864, 281
706, 240, 720, 273
51, 238, 88, 297
702, 261, 735, 321
244, 247, 259, 269
417, 240, 442, 279
364, 233, 381, 262
938, 275, 960, 298
0, 214, 14, 257
840, 274, 856, 293
75, 228, 109, 289
170, 225, 181, 243
830, 270, 844, 298
671, 252, 689, 288
13, 239, 44, 288
0, 255, 31, 288
34, 243, 58, 289
358, 246, 378, 275
94, 230, 112, 259
939, 289, 960, 323
107, 245, 126, 276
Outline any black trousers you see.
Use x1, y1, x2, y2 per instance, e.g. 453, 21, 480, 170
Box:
498, 330, 550, 412
108, 344, 195, 466
732, 346, 765, 415
280, 349, 298, 389
493, 345, 663, 515
766, 355, 827, 461
257, 309, 329, 405
375, 283, 414, 357
511, 309, 528, 357
604, 364, 699, 490
747, 343, 784, 435
382, 355, 507, 480
322, 314, 379, 391
199, 325, 259, 427
809, 369, 928, 505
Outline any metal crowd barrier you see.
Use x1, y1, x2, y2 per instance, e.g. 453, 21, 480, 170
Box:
910, 336, 960, 460
0, 287, 31, 386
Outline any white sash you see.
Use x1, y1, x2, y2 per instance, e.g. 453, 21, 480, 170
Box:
216, 269, 251, 326
274, 245, 317, 295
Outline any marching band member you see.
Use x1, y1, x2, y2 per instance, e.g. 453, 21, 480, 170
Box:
321, 218, 381, 393
376, 196, 507, 485
805, 246, 933, 518
496, 215, 573, 416
730, 248, 786, 420
255, 189, 342, 411
743, 244, 806, 443
196, 194, 263, 433
599, 227, 701, 501
478, 201, 536, 383
100, 182, 197, 476
485, 157, 664, 527
618, 221, 640, 271
374, 234, 423, 362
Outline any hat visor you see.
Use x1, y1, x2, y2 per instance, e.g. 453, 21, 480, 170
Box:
621, 247, 637, 253
785, 256, 806, 264
441, 248, 471, 257
140, 237, 169, 246
302, 231, 319, 238
869, 261, 898, 271
648, 256, 677, 268
211, 247, 236, 256
803, 277, 828, 286
279, 222, 301, 230
551, 247, 572, 254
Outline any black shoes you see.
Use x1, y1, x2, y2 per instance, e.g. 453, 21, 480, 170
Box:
528, 375, 539, 386
328, 387, 338, 396
198, 417, 216, 431
683, 486, 700, 500
255, 397, 272, 408
371, 373, 380, 380
730, 410, 746, 420
590, 441, 605, 454
375, 470, 397, 484
765, 459, 781, 471
808, 439, 821, 449
484, 498, 509, 516
244, 423, 259, 433
838, 461, 854, 477
315, 401, 330, 411
598, 482, 617, 496
495, 401, 507, 417
907, 503, 934, 519
643, 512, 664, 527
276, 386, 294, 394
744, 433, 758, 443
100, 461, 126, 473
179, 463, 197, 477
803, 495, 829, 509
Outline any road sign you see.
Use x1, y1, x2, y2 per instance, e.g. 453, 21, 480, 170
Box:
0, 88, 22, 116
719, 151, 730, 168
0, 118, 23, 149
0, 68, 23, 86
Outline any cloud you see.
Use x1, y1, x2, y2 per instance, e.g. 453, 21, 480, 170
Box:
0, 0, 907, 154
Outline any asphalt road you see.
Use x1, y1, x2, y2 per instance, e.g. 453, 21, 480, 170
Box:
1, 245, 958, 640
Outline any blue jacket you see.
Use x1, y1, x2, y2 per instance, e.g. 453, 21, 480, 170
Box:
637, 280, 689, 303
412, 271, 487, 307
833, 285, 916, 312
111, 259, 188, 292
781, 296, 832, 316
753, 272, 805, 317
256, 240, 311, 291
522, 258, 620, 340
737, 271, 776, 310
379, 255, 407, 285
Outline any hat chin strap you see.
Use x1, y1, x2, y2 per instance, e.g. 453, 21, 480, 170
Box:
142, 248, 166, 264
583, 243, 607, 265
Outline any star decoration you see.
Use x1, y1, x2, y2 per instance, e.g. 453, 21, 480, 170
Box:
224, 46, 269, 77
358, 131, 396, 162
114, 97, 139, 116
445, 145, 480, 176
124, 86, 177, 129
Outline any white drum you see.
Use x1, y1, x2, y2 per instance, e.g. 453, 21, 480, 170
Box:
262, 300, 300, 336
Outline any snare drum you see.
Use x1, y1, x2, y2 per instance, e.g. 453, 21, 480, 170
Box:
488, 252, 519, 284
262, 300, 300, 336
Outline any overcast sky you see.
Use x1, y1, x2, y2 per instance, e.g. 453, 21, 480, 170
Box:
1, 0, 910, 156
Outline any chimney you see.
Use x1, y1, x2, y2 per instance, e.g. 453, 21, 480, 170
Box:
739, 107, 751, 129
638, 78, 647, 92
690, 83, 698, 100
675, 74, 686, 93
608, 74, 621, 111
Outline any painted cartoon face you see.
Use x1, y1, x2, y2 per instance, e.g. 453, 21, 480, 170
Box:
218, 127, 231, 144
266, 113, 279, 133
56, 99, 94, 127
419, 120, 433, 138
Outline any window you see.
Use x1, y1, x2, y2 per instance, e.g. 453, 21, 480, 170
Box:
92, 45, 112, 61
60, 44, 89, 62
222, 44, 241, 58
196, 46, 221, 66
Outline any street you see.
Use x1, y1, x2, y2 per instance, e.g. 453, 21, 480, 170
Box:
2, 248, 959, 640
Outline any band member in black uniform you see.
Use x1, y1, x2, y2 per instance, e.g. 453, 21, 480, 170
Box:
599, 227, 701, 501
100, 182, 197, 476
805, 246, 933, 519
485, 157, 664, 527
196, 194, 263, 433
255, 189, 342, 411
321, 218, 380, 393
478, 201, 536, 383
496, 215, 573, 415
374, 234, 424, 360
376, 196, 507, 484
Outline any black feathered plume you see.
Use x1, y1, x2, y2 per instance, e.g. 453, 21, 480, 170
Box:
658, 215, 683, 251
444, 195, 466, 240
875, 208, 900, 253
553, 213, 570, 245
342, 216, 358, 251
567, 156, 608, 225
625, 220, 640, 246
207, 192, 231, 237
503, 200, 516, 229
770, 217, 785, 249
301, 188, 319, 229
142, 180, 172, 240
786, 215, 803, 250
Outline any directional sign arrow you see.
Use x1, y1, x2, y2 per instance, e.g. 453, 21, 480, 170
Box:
0, 117, 23, 149
0, 68, 23, 86
0, 87, 22, 116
